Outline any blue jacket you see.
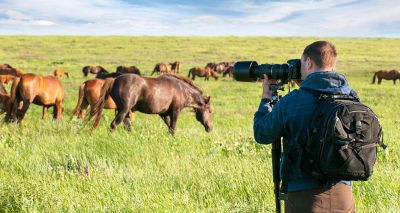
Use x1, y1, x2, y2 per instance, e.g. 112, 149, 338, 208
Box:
254, 71, 357, 192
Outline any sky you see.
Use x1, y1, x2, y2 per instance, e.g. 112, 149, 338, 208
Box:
0, 0, 399, 37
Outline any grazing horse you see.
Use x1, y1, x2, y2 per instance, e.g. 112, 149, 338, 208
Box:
187, 67, 219, 81
73, 78, 117, 119
53, 69, 69, 78
82, 66, 109, 77
151, 63, 172, 75
5, 73, 64, 122
372, 70, 400, 85
116, 65, 141, 75
170, 61, 182, 73
92, 74, 213, 134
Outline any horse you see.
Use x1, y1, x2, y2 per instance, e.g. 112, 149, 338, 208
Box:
82, 66, 109, 77
187, 67, 219, 81
116, 65, 141, 75
170, 61, 181, 73
151, 63, 172, 75
372, 70, 400, 84
53, 69, 69, 78
5, 73, 64, 122
92, 74, 213, 134
0, 75, 16, 84
73, 78, 117, 119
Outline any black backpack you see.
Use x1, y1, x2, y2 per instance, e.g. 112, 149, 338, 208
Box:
301, 90, 386, 182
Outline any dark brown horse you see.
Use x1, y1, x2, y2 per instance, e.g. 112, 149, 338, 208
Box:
53, 69, 69, 78
92, 74, 213, 134
73, 78, 117, 119
6, 73, 64, 122
82, 66, 109, 77
372, 70, 400, 84
188, 67, 219, 80
151, 63, 172, 75
170, 61, 181, 73
116, 65, 141, 75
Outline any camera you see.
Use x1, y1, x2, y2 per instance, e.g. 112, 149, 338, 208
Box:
233, 59, 301, 83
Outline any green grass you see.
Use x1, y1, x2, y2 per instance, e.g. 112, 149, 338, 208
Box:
0, 36, 399, 212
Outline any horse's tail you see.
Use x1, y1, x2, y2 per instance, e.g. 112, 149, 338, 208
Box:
187, 69, 192, 78
5, 76, 21, 122
372, 72, 377, 84
72, 83, 85, 117
91, 78, 115, 130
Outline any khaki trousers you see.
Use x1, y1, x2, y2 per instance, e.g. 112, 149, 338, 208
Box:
285, 183, 355, 213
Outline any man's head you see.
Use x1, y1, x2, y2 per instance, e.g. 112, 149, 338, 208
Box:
300, 41, 337, 79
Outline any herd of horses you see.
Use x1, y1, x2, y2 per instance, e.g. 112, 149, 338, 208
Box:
0, 62, 217, 134
3, 60, 395, 134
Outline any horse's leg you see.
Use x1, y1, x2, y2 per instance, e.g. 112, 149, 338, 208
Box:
55, 101, 63, 120
42, 106, 48, 121
123, 113, 132, 131
111, 107, 130, 130
17, 99, 30, 122
160, 114, 171, 130
378, 78, 382, 85
169, 110, 181, 135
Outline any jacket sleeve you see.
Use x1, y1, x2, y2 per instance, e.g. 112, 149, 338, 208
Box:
253, 99, 285, 144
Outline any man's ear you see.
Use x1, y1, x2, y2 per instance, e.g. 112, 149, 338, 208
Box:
306, 57, 313, 71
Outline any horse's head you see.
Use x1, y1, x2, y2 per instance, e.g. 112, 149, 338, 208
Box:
195, 96, 213, 132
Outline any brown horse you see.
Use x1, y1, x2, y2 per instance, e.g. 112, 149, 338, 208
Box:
82, 66, 109, 77
187, 67, 219, 80
73, 78, 117, 119
151, 63, 172, 75
372, 70, 400, 84
53, 69, 69, 78
170, 61, 181, 73
116, 65, 141, 75
5, 73, 64, 122
92, 74, 213, 134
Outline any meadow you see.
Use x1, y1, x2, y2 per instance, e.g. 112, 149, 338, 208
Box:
0, 36, 399, 212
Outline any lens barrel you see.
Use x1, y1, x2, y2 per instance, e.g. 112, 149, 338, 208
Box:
233, 59, 301, 83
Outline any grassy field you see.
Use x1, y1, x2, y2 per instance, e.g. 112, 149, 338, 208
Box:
0, 36, 399, 212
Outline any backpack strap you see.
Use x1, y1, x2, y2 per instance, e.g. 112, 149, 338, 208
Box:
300, 87, 360, 102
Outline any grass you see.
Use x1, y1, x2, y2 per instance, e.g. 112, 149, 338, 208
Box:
0, 36, 399, 212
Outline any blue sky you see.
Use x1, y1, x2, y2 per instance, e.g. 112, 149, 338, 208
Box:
0, 0, 399, 37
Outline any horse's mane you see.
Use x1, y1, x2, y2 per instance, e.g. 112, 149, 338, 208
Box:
160, 73, 203, 95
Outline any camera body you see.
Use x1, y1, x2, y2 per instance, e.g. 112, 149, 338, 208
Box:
233, 59, 301, 83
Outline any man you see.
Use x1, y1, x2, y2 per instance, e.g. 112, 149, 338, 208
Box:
254, 41, 356, 212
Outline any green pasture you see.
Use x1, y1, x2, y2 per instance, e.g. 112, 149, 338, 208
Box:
0, 36, 399, 212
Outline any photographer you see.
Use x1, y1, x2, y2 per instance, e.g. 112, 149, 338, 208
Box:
254, 41, 357, 212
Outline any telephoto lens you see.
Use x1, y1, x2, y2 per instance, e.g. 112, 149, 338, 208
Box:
233, 59, 301, 83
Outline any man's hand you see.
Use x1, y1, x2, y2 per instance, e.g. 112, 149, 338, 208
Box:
262, 74, 279, 99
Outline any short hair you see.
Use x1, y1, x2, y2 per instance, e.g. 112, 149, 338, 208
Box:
302, 41, 337, 69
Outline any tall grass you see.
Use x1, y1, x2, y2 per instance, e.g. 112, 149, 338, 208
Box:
0, 36, 399, 212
